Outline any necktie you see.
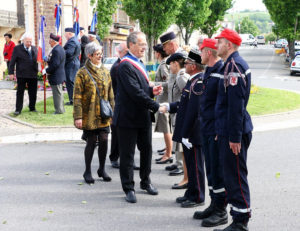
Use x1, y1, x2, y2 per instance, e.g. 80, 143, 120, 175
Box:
26, 47, 32, 60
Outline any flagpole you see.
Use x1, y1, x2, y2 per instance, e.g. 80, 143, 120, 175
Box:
40, 1, 46, 114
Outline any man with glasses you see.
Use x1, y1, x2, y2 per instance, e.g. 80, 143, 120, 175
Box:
113, 31, 163, 203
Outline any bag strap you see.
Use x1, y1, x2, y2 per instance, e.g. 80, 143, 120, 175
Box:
84, 66, 102, 99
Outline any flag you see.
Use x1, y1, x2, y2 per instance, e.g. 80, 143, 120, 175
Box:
37, 15, 46, 71
73, 7, 80, 39
54, 4, 61, 35
90, 12, 97, 32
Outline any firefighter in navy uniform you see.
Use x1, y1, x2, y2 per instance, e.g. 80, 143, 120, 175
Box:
193, 38, 228, 228
161, 49, 206, 208
213, 29, 253, 231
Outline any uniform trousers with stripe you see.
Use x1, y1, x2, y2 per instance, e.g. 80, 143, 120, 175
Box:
201, 134, 226, 207
182, 145, 205, 203
218, 133, 252, 222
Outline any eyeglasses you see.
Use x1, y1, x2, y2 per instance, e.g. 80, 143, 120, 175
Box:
93, 52, 102, 57
137, 43, 148, 48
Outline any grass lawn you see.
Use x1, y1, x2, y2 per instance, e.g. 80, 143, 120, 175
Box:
9, 86, 300, 126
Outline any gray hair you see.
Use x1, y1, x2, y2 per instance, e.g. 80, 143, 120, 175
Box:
85, 42, 102, 57
117, 42, 127, 53
127, 31, 145, 48
21, 32, 33, 41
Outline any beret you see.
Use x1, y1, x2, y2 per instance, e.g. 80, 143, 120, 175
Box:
200, 38, 217, 50
215, 28, 242, 46
80, 27, 84, 31
50, 33, 60, 42
88, 31, 96, 36
166, 52, 186, 65
160, 32, 176, 45
65, 27, 75, 33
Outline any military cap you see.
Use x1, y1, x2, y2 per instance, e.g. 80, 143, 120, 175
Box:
153, 44, 164, 53
65, 27, 75, 33
80, 27, 85, 31
4, 33, 12, 38
160, 32, 176, 45
215, 28, 242, 46
200, 38, 217, 50
187, 49, 202, 64
50, 33, 60, 42
166, 52, 186, 65
88, 31, 96, 36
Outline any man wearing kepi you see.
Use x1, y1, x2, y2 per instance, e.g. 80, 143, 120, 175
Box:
45, 33, 66, 114
64, 27, 81, 105
193, 38, 227, 227
113, 31, 163, 203
213, 28, 253, 231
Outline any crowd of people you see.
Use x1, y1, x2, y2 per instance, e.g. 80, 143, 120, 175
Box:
3, 26, 253, 231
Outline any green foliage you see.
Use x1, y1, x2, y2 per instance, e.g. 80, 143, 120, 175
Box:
263, 0, 300, 59
122, 0, 184, 60
176, 0, 212, 44
200, 0, 233, 38
91, 0, 118, 39
265, 33, 276, 42
236, 17, 260, 36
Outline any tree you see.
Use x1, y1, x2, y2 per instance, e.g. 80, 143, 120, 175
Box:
200, 0, 233, 38
122, 0, 184, 61
236, 17, 260, 36
176, 0, 212, 45
90, 0, 119, 39
263, 0, 300, 60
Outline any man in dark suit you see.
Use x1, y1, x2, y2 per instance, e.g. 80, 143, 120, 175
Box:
113, 31, 163, 203
63, 27, 81, 105
9, 33, 38, 115
79, 27, 89, 67
44, 33, 66, 114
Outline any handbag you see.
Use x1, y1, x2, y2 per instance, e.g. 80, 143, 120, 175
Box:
84, 66, 113, 119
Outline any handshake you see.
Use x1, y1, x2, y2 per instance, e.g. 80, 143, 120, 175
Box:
159, 102, 169, 114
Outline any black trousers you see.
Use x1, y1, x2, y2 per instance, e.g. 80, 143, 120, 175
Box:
183, 145, 205, 203
117, 126, 152, 193
16, 78, 37, 112
109, 124, 119, 162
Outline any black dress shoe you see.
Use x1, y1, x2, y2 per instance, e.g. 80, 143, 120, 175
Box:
156, 157, 173, 164
194, 200, 215, 219
125, 191, 137, 203
97, 169, 112, 182
213, 221, 248, 231
181, 200, 204, 208
133, 163, 140, 170
65, 102, 73, 106
83, 171, 95, 184
14, 111, 21, 116
155, 157, 163, 161
202, 206, 228, 227
165, 164, 178, 171
141, 184, 158, 195
169, 168, 184, 176
172, 183, 188, 189
157, 148, 166, 153
176, 196, 188, 203
111, 161, 120, 168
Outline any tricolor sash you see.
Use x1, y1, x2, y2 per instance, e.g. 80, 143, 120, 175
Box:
120, 54, 149, 82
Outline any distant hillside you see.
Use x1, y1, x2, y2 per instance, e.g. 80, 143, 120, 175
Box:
225, 11, 273, 34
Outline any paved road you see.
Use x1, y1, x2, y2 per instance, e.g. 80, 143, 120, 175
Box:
0, 128, 300, 231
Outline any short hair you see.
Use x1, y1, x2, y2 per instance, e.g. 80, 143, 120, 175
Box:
116, 43, 127, 53
127, 31, 145, 48
175, 58, 185, 68
85, 42, 102, 57
21, 32, 33, 41
155, 49, 168, 58
195, 63, 205, 71
4, 33, 12, 39
203, 47, 218, 58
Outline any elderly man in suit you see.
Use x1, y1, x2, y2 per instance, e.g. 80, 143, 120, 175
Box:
9, 33, 38, 115
113, 31, 163, 203
44, 33, 66, 114
64, 27, 81, 105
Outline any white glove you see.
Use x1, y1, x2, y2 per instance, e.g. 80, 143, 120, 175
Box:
160, 102, 170, 111
42, 69, 47, 75
182, 138, 192, 149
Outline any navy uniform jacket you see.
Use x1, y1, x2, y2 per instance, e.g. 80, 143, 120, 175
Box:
64, 36, 81, 67
113, 53, 159, 128
8, 44, 38, 79
46, 44, 66, 85
200, 60, 223, 135
170, 73, 202, 145
215, 51, 253, 143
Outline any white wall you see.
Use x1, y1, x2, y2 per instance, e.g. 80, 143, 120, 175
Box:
0, 0, 17, 12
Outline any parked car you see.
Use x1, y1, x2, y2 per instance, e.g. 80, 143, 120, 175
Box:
290, 55, 300, 76
240, 34, 256, 45
256, 35, 265, 45
102, 57, 118, 71
274, 39, 288, 48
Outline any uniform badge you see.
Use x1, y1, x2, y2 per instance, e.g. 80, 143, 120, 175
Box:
229, 73, 238, 86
